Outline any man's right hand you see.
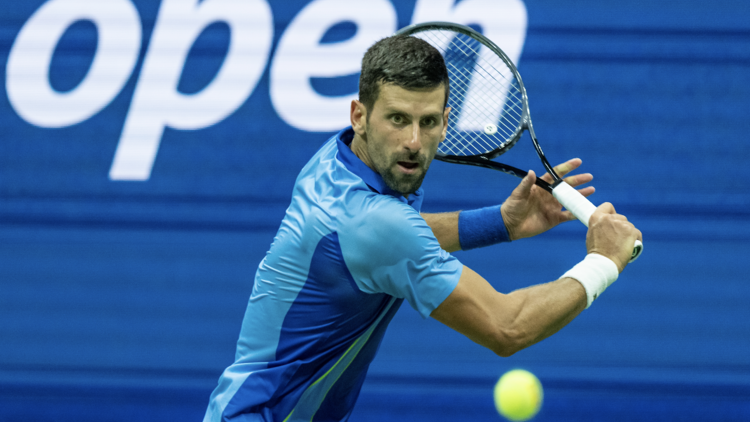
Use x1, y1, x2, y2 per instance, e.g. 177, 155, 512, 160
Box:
585, 203, 642, 272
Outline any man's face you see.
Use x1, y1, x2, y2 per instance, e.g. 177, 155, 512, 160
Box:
355, 83, 449, 196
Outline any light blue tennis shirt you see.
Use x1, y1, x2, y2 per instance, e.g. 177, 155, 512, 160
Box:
204, 127, 463, 422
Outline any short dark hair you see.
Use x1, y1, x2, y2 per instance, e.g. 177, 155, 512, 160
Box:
359, 35, 449, 114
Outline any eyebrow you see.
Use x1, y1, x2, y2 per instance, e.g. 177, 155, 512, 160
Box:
421, 112, 443, 120
384, 109, 443, 121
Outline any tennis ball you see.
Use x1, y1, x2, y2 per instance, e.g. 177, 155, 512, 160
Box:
493, 369, 543, 421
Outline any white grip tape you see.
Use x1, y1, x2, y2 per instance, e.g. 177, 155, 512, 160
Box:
551, 181, 596, 227
561, 253, 619, 308
552, 181, 643, 263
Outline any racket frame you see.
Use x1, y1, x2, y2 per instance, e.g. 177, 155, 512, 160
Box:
395, 21, 643, 262
396, 21, 561, 192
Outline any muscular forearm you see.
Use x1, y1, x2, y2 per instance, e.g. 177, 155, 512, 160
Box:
431, 266, 587, 357
501, 277, 587, 353
421, 212, 461, 252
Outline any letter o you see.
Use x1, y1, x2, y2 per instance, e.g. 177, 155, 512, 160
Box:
6, 0, 142, 128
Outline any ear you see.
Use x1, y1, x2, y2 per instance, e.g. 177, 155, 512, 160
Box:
439, 107, 451, 142
350, 100, 367, 136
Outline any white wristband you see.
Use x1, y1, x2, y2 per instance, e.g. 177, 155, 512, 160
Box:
561, 254, 619, 309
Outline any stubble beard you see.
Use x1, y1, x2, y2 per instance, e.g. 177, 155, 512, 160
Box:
381, 157, 428, 196
365, 129, 432, 196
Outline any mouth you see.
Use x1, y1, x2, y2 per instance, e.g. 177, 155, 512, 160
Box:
397, 161, 420, 174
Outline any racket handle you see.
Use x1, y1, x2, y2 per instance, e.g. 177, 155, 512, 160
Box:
551, 182, 643, 263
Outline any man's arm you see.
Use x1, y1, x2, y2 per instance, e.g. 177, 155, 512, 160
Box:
422, 159, 593, 252
431, 265, 586, 357
421, 212, 460, 252
430, 203, 642, 357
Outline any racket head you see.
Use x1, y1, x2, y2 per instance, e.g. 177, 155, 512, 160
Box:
395, 22, 530, 160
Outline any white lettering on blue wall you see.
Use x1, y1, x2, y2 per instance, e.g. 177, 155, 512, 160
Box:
108, 0, 273, 180
6, 0, 142, 128
5, 0, 526, 181
270, 0, 397, 132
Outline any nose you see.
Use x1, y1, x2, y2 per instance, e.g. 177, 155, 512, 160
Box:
405, 121, 422, 152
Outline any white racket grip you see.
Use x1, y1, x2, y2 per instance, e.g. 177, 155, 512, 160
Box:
552, 182, 643, 263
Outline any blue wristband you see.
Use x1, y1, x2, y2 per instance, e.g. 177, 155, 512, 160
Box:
458, 205, 511, 250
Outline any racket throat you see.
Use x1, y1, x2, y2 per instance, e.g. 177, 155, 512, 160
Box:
549, 179, 565, 189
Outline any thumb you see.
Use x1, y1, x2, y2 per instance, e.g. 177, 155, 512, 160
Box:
512, 170, 536, 199
596, 202, 616, 215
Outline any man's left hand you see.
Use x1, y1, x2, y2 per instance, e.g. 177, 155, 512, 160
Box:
500, 158, 594, 241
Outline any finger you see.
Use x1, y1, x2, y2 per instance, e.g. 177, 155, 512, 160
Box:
554, 158, 583, 177
541, 158, 583, 183
513, 170, 536, 199
560, 210, 578, 222
611, 214, 629, 222
577, 186, 595, 198
554, 158, 582, 178
564, 172, 593, 188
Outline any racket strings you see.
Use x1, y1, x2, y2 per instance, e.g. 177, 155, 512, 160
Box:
451, 32, 525, 142
414, 29, 525, 157
446, 65, 504, 155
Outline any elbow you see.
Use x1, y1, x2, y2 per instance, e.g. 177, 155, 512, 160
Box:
489, 326, 530, 358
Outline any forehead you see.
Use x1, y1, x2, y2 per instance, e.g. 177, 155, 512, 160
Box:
372, 83, 446, 116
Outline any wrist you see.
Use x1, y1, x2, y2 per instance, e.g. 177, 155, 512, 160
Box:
458, 205, 511, 250
499, 203, 516, 241
561, 253, 619, 309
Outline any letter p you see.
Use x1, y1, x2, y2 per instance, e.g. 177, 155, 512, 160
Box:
109, 0, 273, 181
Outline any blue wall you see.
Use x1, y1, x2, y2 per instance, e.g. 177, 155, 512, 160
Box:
1, 1, 749, 420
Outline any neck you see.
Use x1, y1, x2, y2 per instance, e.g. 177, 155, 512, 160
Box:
349, 131, 374, 172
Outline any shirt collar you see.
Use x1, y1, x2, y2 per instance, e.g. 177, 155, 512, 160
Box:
335, 127, 424, 211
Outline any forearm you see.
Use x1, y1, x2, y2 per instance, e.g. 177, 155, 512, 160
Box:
431, 266, 587, 357
501, 277, 587, 352
422, 206, 509, 253
421, 212, 461, 252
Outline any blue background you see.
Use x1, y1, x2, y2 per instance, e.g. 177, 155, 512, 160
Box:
1, 0, 749, 420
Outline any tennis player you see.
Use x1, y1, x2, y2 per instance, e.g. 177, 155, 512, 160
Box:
204, 35, 641, 421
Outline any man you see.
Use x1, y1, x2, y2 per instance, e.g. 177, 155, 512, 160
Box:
204, 35, 641, 421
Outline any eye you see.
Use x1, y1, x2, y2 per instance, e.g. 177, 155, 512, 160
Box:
421, 117, 437, 127
391, 114, 405, 125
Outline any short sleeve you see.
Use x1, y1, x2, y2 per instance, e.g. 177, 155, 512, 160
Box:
338, 197, 463, 318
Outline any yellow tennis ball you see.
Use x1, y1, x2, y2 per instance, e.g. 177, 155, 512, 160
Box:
493, 369, 543, 421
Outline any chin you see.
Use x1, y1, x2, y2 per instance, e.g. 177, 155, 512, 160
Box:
386, 173, 426, 196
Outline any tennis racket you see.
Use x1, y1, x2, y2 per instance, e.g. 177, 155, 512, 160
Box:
396, 22, 643, 262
